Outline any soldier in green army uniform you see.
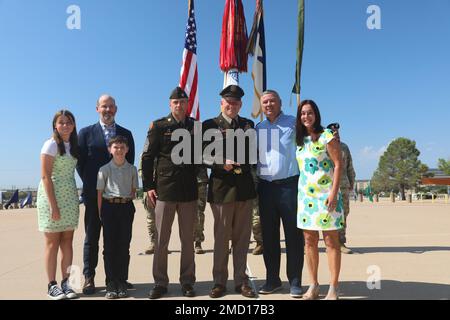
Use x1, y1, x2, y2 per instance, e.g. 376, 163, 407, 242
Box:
142, 87, 199, 299
203, 85, 257, 299
327, 123, 356, 254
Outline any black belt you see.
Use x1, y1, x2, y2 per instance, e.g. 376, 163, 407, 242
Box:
104, 197, 132, 204
213, 168, 250, 178
259, 175, 299, 185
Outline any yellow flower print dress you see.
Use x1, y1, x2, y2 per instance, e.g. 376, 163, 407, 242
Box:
37, 140, 79, 233
296, 129, 344, 231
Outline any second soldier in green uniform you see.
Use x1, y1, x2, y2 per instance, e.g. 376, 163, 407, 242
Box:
327, 123, 356, 254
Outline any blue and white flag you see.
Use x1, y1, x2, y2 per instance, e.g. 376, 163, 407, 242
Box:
20, 192, 33, 208
247, 0, 266, 119
5, 189, 19, 209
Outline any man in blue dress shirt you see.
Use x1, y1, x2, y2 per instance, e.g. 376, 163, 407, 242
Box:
256, 90, 304, 298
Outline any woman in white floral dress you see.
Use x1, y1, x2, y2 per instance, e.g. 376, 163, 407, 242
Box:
37, 110, 80, 300
295, 100, 343, 300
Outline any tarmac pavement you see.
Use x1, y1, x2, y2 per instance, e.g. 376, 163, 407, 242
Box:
1, 199, 449, 300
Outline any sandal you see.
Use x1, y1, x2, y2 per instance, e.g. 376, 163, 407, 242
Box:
323, 285, 339, 300
302, 284, 320, 300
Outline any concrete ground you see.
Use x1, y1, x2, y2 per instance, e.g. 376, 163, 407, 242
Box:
1, 199, 449, 300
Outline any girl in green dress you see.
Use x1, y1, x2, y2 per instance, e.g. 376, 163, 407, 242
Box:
295, 100, 343, 300
37, 110, 80, 300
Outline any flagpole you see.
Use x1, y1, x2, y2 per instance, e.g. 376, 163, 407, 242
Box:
292, 0, 305, 106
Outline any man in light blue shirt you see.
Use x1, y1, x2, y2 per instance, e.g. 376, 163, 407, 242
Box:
257, 110, 299, 182
256, 90, 304, 298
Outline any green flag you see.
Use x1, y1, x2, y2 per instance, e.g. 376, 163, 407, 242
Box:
292, 0, 305, 102
365, 183, 374, 202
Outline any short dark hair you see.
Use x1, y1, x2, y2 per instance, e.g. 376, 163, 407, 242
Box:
326, 123, 340, 131
295, 99, 323, 146
108, 135, 129, 147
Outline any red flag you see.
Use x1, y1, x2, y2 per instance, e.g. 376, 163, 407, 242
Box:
220, 0, 248, 73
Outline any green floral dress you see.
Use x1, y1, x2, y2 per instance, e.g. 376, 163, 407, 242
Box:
37, 142, 79, 233
296, 129, 344, 231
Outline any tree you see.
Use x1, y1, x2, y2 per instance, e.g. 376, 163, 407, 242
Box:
438, 158, 450, 175
371, 138, 428, 200
371, 168, 396, 193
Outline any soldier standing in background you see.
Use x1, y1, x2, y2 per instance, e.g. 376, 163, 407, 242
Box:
194, 166, 208, 254
327, 123, 356, 254
251, 167, 263, 255
138, 156, 156, 255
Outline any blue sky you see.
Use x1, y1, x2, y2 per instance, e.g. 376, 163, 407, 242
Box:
0, 0, 449, 189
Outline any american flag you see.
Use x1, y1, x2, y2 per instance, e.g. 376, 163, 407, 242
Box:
179, 0, 200, 120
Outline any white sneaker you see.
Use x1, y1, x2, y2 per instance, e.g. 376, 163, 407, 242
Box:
61, 279, 78, 299
47, 284, 66, 300
340, 244, 353, 254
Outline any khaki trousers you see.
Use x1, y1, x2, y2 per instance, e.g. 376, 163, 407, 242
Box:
153, 200, 197, 287
210, 200, 253, 287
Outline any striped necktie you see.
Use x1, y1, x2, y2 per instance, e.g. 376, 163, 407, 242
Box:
104, 125, 114, 146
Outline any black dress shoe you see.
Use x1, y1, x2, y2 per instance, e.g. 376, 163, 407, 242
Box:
235, 284, 256, 298
82, 276, 96, 295
148, 285, 167, 299
209, 284, 226, 298
181, 284, 196, 297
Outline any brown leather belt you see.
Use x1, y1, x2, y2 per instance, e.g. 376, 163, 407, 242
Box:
104, 197, 132, 204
